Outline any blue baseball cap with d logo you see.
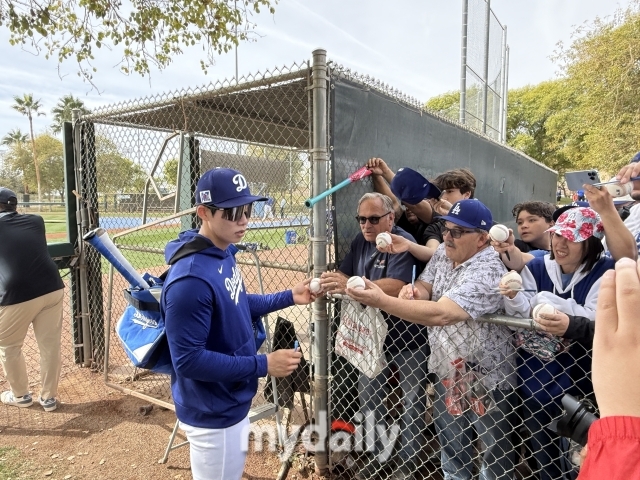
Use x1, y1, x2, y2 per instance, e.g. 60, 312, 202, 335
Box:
195, 168, 267, 208
439, 199, 492, 231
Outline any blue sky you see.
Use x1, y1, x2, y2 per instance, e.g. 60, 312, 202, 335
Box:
0, 0, 630, 140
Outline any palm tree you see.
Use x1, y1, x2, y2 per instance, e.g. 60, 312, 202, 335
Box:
1, 128, 30, 194
50, 94, 91, 135
1, 128, 29, 147
12, 94, 45, 205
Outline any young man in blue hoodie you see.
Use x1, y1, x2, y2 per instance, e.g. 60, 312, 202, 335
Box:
161, 168, 315, 480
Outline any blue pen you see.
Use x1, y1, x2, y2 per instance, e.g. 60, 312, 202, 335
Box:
411, 265, 416, 299
294, 340, 299, 352
593, 176, 640, 187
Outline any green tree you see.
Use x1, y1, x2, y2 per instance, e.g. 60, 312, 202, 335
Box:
95, 136, 147, 193
1, 0, 275, 82
163, 158, 179, 188
35, 135, 65, 200
554, 2, 640, 171
425, 90, 460, 122
506, 80, 576, 176
12, 94, 45, 204
3, 134, 35, 194
50, 94, 91, 135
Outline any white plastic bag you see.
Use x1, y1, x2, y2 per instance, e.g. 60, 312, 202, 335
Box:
335, 299, 388, 378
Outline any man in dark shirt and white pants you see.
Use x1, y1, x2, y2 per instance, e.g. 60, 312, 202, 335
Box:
0, 188, 65, 412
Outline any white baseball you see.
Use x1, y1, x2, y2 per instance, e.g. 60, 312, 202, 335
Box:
500, 271, 522, 291
347, 276, 366, 290
309, 278, 322, 294
604, 182, 633, 198
532, 303, 557, 321
376, 232, 392, 249
489, 224, 510, 243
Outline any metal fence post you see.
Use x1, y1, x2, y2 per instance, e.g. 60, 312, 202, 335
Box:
459, 0, 468, 125
482, 0, 491, 134
311, 48, 329, 476
499, 25, 508, 142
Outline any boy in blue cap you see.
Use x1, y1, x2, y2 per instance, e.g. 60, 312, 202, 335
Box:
161, 168, 316, 480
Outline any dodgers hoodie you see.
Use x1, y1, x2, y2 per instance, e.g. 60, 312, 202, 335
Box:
161, 229, 294, 429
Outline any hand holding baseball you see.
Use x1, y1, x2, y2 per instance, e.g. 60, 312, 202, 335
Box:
490, 227, 515, 255
345, 277, 384, 307
292, 278, 318, 305
497, 270, 522, 299
375, 232, 410, 254
319, 271, 348, 295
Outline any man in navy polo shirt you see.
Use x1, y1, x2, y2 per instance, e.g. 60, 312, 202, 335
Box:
321, 192, 427, 480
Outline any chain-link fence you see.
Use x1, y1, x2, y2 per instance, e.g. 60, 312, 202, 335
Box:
75, 60, 316, 468
1, 49, 583, 480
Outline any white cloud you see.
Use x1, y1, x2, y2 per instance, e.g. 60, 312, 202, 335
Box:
0, 0, 632, 138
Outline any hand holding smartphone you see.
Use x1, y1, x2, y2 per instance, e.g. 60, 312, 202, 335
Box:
564, 170, 601, 192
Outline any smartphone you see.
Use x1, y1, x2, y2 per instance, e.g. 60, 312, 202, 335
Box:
565, 170, 601, 192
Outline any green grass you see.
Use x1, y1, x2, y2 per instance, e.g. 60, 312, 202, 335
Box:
100, 225, 307, 272
0, 446, 26, 479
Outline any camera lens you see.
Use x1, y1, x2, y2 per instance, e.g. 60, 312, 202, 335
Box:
556, 395, 598, 447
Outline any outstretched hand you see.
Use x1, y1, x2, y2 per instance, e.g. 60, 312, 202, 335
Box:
345, 277, 386, 308
593, 258, 640, 418
376, 233, 411, 254
491, 228, 516, 257
292, 278, 318, 305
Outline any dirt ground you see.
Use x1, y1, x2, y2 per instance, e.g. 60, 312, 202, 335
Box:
1, 392, 328, 480
0, 243, 324, 480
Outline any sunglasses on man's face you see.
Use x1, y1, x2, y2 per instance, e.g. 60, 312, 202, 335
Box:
355, 211, 391, 225
442, 226, 479, 239
207, 204, 252, 222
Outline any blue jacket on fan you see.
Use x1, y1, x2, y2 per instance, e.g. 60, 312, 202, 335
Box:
161, 229, 294, 429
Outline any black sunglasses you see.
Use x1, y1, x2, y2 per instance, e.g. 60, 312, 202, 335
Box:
355, 211, 391, 225
206, 204, 252, 222
442, 226, 479, 239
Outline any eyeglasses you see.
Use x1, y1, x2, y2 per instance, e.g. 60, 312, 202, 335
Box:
442, 226, 479, 239
355, 211, 391, 225
207, 204, 252, 222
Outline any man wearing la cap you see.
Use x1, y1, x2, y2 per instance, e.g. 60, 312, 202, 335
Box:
161, 168, 316, 480
348, 199, 518, 480
0, 188, 65, 412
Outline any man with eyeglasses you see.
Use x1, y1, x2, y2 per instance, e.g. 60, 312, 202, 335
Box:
321, 192, 428, 480
161, 168, 317, 480
347, 199, 518, 480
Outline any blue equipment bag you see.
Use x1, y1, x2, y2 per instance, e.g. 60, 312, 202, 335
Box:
114, 237, 266, 374
115, 238, 210, 375
116, 273, 173, 374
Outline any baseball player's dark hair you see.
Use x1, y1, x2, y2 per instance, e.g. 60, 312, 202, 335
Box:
512, 201, 555, 223
431, 168, 476, 198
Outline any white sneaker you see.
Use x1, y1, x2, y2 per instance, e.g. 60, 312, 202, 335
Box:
1, 390, 33, 408
39, 396, 58, 412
